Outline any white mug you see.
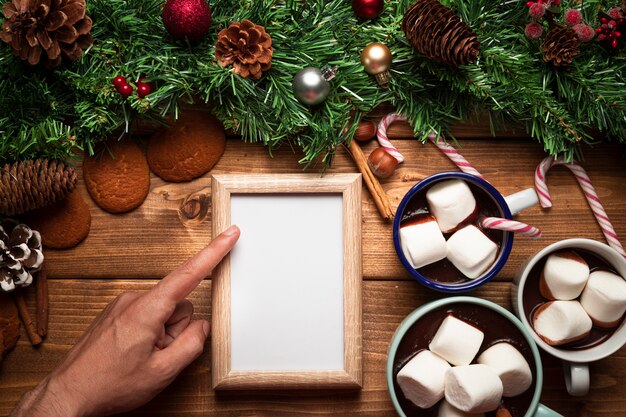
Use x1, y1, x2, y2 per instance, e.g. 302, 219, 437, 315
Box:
512, 239, 626, 396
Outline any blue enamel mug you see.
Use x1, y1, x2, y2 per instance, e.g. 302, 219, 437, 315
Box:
393, 172, 538, 293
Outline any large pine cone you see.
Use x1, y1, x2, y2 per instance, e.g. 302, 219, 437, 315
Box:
402, 0, 480, 67
541, 26, 580, 67
0, 159, 77, 216
215, 20, 273, 80
0, 0, 93, 67
0, 219, 43, 292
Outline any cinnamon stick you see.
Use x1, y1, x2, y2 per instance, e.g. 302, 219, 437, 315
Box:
36, 268, 49, 338
13, 292, 42, 346
348, 140, 395, 221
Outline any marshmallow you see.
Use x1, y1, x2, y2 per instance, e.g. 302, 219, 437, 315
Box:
580, 270, 626, 328
444, 364, 503, 413
477, 342, 533, 397
426, 179, 478, 233
400, 215, 447, 269
397, 349, 451, 409
439, 399, 485, 417
446, 225, 498, 279
540, 250, 590, 300
429, 315, 484, 366
532, 300, 592, 346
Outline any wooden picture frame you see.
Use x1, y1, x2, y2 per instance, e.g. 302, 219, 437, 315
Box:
211, 174, 362, 390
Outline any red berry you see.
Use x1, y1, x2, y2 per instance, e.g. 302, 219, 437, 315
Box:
600, 17, 608, 24
112, 76, 126, 88
525, 22, 544, 40
118, 83, 133, 98
528, 3, 546, 19
616, 31, 622, 38
525, 1, 534, 7
564, 9, 583, 27
598, 34, 606, 40
552, 0, 561, 5
612, 38, 618, 48
573, 23, 595, 42
137, 83, 152, 98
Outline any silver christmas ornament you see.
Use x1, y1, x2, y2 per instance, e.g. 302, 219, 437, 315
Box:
292, 66, 337, 105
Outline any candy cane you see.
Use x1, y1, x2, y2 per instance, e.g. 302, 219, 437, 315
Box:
376, 113, 406, 163
377, 112, 539, 238
535, 155, 626, 257
480, 216, 542, 238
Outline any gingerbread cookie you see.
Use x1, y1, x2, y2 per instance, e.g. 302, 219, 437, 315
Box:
0, 293, 20, 358
147, 111, 226, 182
24, 191, 91, 249
83, 140, 150, 213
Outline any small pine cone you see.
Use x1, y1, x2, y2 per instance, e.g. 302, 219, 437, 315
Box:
0, 159, 78, 216
215, 20, 273, 80
402, 0, 480, 67
0, 219, 44, 292
0, 0, 93, 68
541, 26, 581, 67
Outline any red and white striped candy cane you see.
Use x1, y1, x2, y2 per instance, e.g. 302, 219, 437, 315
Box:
377, 112, 539, 238
535, 155, 626, 257
377, 113, 483, 178
480, 216, 542, 238
376, 113, 406, 163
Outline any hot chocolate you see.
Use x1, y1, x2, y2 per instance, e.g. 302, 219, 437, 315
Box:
400, 181, 504, 284
523, 249, 625, 350
392, 302, 537, 417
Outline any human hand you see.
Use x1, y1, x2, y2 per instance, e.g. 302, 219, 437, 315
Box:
10, 225, 240, 417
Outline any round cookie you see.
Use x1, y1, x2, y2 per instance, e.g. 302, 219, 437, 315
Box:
83, 140, 150, 213
0, 293, 20, 357
24, 191, 91, 249
147, 111, 226, 182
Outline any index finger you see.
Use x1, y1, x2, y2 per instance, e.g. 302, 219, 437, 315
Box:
150, 225, 240, 306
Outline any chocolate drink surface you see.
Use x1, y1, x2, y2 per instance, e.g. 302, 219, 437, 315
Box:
400, 181, 504, 283
524, 249, 624, 350
392, 303, 537, 417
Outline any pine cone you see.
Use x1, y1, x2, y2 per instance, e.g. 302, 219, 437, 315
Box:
541, 26, 580, 67
0, 219, 43, 292
402, 0, 480, 67
0, 159, 78, 216
215, 20, 273, 80
0, 0, 93, 68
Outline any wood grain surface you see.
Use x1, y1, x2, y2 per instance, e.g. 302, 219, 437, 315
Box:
0, 132, 625, 417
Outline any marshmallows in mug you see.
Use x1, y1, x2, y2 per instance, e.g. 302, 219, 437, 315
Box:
532, 300, 592, 346
580, 270, 626, 328
426, 179, 478, 233
397, 314, 533, 413
444, 364, 503, 414
477, 342, 532, 397
397, 350, 451, 408
429, 315, 484, 366
446, 225, 498, 279
540, 250, 590, 300
400, 215, 447, 269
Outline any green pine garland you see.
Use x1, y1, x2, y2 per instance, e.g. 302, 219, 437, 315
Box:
0, 0, 625, 167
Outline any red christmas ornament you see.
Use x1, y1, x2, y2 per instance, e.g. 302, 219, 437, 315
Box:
162, 0, 212, 42
137, 82, 152, 98
352, 0, 384, 20
112, 76, 127, 88
118, 83, 133, 98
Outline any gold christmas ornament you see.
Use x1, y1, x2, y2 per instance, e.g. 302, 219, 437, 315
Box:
360, 42, 392, 87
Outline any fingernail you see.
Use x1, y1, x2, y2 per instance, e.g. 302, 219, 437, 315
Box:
202, 320, 210, 338
223, 225, 239, 236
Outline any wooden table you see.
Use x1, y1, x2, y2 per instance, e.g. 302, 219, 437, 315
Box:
1, 122, 625, 417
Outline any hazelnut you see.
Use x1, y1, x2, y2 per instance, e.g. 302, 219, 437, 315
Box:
367, 147, 398, 179
354, 120, 377, 142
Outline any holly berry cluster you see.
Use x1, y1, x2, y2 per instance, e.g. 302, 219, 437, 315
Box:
112, 76, 152, 99
596, 7, 625, 49
524, 1, 595, 44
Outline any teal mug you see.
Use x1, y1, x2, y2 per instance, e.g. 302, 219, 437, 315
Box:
386, 296, 562, 417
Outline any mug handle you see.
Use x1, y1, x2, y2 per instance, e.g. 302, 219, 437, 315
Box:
504, 188, 539, 215
535, 403, 564, 416
563, 361, 590, 396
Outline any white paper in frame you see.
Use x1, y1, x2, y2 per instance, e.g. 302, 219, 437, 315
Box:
211, 174, 362, 390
